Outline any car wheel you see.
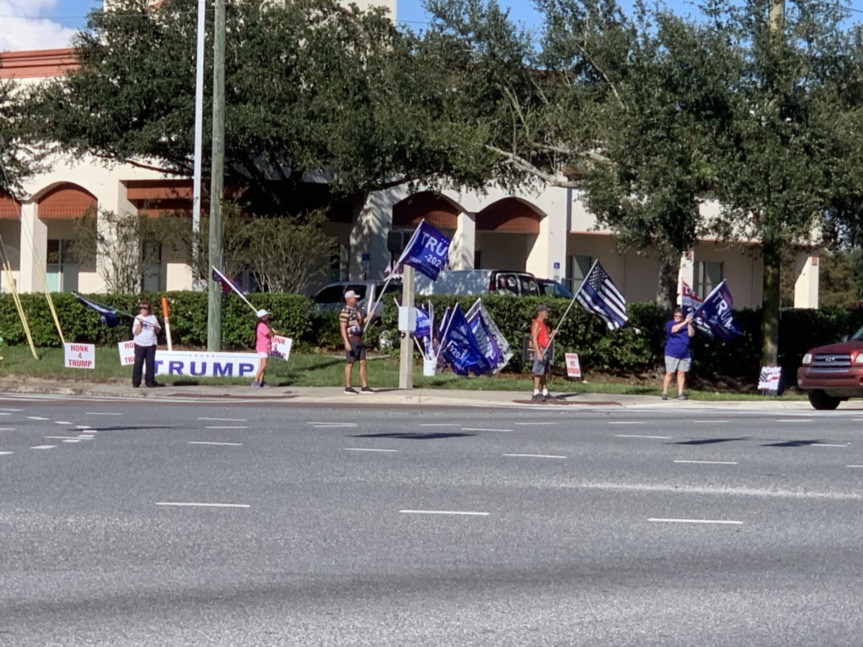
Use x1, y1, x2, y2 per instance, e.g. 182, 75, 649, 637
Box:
807, 390, 841, 410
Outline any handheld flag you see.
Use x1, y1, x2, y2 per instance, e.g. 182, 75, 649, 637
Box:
679, 280, 713, 338
73, 293, 122, 327
395, 221, 450, 281
211, 266, 257, 314
574, 261, 628, 330
693, 280, 742, 343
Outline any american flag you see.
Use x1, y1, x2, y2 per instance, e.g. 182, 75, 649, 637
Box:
575, 261, 628, 330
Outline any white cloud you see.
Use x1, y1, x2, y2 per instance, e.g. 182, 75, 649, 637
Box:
0, 1, 80, 52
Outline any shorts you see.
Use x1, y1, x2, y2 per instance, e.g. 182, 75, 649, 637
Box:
665, 356, 691, 373
257, 351, 269, 358
532, 349, 550, 376
346, 338, 366, 364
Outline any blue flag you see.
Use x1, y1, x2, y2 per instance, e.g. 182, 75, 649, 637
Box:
73, 293, 122, 327
694, 280, 742, 343
396, 221, 450, 281
467, 300, 511, 374
414, 307, 431, 339
441, 305, 490, 376
574, 261, 628, 330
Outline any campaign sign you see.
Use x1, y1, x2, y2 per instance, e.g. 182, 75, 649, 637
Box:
565, 353, 582, 379
153, 351, 259, 377
269, 336, 293, 361
758, 366, 781, 391
118, 340, 136, 366
65, 343, 95, 369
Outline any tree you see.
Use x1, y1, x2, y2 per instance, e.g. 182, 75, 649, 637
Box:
701, 0, 862, 365
0, 74, 35, 197
22, 0, 494, 207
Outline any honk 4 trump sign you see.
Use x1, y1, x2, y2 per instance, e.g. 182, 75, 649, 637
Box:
65, 343, 95, 369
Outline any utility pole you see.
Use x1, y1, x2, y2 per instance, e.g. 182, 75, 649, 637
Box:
207, 0, 226, 351
399, 265, 415, 389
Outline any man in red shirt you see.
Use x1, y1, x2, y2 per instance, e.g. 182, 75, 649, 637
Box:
531, 304, 552, 401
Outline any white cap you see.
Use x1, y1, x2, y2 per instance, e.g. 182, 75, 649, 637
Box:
344, 290, 360, 300
256, 309, 270, 318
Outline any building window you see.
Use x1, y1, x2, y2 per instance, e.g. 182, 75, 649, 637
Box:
474, 250, 482, 269
46, 239, 79, 292
696, 260, 723, 296
142, 239, 162, 291
567, 254, 592, 293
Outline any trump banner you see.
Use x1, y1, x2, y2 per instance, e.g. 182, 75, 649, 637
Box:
395, 221, 451, 281
694, 280, 743, 343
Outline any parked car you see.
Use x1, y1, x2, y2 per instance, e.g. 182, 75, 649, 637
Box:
312, 280, 402, 318
415, 270, 540, 297
536, 278, 573, 299
796, 327, 863, 409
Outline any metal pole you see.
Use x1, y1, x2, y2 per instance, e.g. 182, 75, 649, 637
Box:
207, 0, 225, 351
191, 0, 206, 289
399, 265, 415, 389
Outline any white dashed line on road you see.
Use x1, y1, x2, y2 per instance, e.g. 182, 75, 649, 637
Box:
461, 428, 513, 433
44, 436, 92, 440
615, 434, 672, 440
674, 460, 739, 465
155, 502, 250, 509
776, 419, 813, 423
62, 440, 81, 443
514, 422, 557, 426
75, 425, 93, 430
812, 443, 849, 448
307, 422, 356, 427
204, 426, 249, 430
0, 408, 22, 412
0, 428, 14, 431
85, 412, 122, 416
420, 424, 461, 427
188, 441, 243, 446
399, 510, 489, 517
848, 464, 863, 468
0, 451, 13, 456
649, 518, 743, 525
30, 445, 58, 450
502, 453, 567, 459
608, 421, 646, 425
54, 421, 73, 425
26, 416, 49, 421
692, 420, 729, 424
344, 448, 398, 453
197, 417, 248, 422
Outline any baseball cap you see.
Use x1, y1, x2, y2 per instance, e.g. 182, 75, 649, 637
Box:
256, 309, 270, 318
344, 290, 361, 300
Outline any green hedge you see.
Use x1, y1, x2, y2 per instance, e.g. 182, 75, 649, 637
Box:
3, 291, 863, 387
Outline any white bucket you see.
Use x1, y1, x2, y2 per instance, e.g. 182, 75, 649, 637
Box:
423, 359, 436, 377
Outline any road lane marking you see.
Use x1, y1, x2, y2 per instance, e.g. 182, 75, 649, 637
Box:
847, 465, 863, 468
399, 510, 489, 516
0, 408, 22, 412
692, 420, 729, 424
85, 412, 122, 416
75, 425, 94, 430
54, 421, 73, 425
562, 481, 863, 500
27, 416, 49, 421
813, 443, 850, 448
308, 422, 356, 426
0, 412, 11, 416
503, 453, 567, 459
674, 460, 739, 465
344, 448, 398, 453
0, 428, 14, 431
615, 434, 672, 440
649, 518, 743, 525
461, 428, 513, 433
420, 424, 461, 427
62, 440, 81, 443
0, 451, 13, 456
608, 421, 646, 425
776, 419, 812, 423
44, 436, 92, 440
156, 502, 250, 508
30, 445, 57, 449
514, 422, 557, 426
188, 441, 243, 446
197, 417, 247, 422
204, 426, 249, 430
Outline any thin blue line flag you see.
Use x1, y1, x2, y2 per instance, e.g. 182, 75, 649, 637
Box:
73, 292, 122, 327
574, 261, 628, 330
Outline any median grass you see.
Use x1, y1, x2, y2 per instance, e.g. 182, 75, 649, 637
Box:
0, 345, 804, 400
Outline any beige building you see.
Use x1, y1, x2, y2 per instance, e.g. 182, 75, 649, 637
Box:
0, 2, 820, 308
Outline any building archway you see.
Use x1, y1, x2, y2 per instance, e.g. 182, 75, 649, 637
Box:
392, 191, 461, 230
475, 197, 544, 270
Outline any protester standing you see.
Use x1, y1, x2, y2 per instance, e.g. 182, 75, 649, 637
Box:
132, 299, 161, 388
252, 309, 274, 388
662, 307, 695, 400
339, 290, 372, 394
531, 304, 552, 401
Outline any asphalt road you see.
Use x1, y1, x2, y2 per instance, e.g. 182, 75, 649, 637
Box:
1, 394, 861, 646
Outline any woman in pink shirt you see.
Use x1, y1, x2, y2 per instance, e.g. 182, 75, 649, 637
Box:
253, 309, 274, 388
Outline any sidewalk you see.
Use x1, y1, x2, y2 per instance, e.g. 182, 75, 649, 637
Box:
0, 377, 814, 410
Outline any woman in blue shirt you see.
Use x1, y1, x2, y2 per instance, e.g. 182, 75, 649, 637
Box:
662, 307, 695, 400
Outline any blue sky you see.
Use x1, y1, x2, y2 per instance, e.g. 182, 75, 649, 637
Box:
2, 0, 545, 51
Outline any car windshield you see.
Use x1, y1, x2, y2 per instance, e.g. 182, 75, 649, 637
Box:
851, 325, 863, 341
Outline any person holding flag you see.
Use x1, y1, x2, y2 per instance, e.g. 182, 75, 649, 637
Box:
662, 307, 695, 401
252, 309, 274, 388
339, 290, 372, 394
530, 304, 552, 401
131, 299, 162, 388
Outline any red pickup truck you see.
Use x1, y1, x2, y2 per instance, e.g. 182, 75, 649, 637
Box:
797, 334, 863, 409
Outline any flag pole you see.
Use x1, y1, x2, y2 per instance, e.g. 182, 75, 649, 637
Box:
212, 266, 258, 314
